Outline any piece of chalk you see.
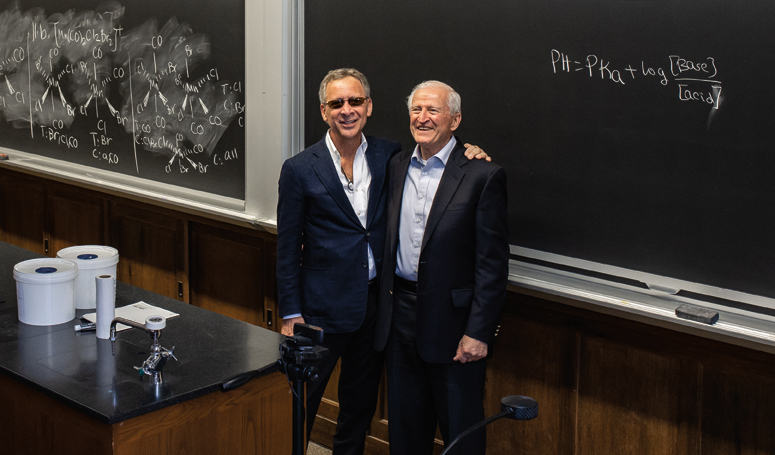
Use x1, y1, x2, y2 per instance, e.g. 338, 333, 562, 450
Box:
0, 154, 8, 160
675, 304, 719, 325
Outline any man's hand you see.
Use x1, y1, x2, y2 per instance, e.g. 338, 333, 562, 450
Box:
281, 316, 306, 336
453, 335, 488, 363
463, 143, 492, 161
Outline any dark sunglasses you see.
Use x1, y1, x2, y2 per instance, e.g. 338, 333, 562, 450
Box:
324, 97, 369, 109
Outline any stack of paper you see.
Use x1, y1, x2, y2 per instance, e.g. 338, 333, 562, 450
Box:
83, 301, 179, 332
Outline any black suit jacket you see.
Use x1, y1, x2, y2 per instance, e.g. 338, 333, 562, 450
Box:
276, 135, 401, 333
375, 138, 510, 362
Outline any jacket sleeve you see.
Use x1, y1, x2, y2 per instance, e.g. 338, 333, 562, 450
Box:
276, 158, 305, 318
466, 166, 509, 344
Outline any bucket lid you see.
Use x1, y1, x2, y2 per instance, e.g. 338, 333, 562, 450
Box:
56, 245, 119, 269
14, 258, 79, 284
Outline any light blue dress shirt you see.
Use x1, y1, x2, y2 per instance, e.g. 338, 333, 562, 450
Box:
395, 136, 457, 281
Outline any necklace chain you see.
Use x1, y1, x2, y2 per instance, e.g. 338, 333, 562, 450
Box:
341, 165, 354, 191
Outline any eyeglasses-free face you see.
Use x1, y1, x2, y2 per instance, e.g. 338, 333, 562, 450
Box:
323, 97, 370, 109
409, 86, 461, 159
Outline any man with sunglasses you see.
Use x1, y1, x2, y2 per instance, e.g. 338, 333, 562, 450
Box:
276, 68, 486, 455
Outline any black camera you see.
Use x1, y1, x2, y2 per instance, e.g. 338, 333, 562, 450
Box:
280, 323, 328, 382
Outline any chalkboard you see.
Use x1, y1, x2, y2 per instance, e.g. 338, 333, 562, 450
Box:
305, 0, 775, 303
0, 0, 245, 199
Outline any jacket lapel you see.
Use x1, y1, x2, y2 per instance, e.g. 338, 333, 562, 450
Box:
421, 142, 467, 251
365, 138, 386, 229
310, 139, 361, 226
388, 150, 413, 253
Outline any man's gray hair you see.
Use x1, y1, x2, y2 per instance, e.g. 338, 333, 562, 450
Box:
319, 68, 371, 104
406, 80, 461, 116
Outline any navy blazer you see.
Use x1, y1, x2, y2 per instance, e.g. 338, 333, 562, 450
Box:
276, 135, 401, 333
375, 138, 509, 362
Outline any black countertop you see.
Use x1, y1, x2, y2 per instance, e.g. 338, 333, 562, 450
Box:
0, 241, 285, 424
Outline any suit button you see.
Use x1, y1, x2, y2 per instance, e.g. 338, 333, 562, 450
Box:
365, 231, 370, 237
362, 262, 368, 268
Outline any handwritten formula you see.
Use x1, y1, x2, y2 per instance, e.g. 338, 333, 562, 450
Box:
551, 50, 722, 110
0, 3, 244, 179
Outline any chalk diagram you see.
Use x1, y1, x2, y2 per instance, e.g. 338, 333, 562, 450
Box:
0, 2, 244, 179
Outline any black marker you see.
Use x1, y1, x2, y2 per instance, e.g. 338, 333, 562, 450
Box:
0, 154, 8, 160
74, 322, 97, 332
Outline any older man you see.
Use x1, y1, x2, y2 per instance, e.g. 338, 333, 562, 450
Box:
375, 81, 509, 455
277, 69, 487, 455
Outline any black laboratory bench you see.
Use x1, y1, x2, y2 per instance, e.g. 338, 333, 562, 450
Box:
0, 241, 293, 455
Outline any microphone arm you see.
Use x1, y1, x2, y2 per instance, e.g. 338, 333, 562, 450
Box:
439, 395, 538, 455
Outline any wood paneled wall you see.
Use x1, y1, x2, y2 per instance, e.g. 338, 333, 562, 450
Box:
0, 167, 278, 331
3, 166, 775, 455
0, 170, 46, 254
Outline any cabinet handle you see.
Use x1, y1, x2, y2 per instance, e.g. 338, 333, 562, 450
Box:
178, 281, 183, 298
266, 309, 273, 327
44, 239, 49, 254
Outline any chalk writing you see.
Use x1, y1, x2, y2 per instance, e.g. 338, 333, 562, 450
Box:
0, 3, 244, 179
551, 50, 722, 110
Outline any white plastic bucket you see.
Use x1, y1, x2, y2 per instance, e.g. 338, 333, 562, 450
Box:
14, 258, 79, 326
56, 245, 119, 310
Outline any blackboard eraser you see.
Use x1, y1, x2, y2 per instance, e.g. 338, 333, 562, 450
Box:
0, 154, 8, 160
675, 304, 719, 325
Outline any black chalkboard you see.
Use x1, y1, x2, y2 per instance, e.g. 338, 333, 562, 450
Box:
0, 0, 245, 199
305, 0, 775, 300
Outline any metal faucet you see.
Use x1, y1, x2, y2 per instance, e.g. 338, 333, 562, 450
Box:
110, 315, 177, 385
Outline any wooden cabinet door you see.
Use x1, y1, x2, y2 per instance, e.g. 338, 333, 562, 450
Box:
46, 186, 106, 255
311, 364, 391, 455
0, 170, 46, 254
110, 202, 187, 301
189, 223, 272, 329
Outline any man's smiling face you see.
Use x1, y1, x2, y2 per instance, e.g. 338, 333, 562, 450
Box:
320, 76, 372, 144
409, 86, 461, 159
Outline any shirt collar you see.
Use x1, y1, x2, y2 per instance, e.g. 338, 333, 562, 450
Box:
412, 136, 457, 166
325, 130, 368, 157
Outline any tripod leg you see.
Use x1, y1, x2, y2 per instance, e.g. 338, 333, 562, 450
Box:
292, 380, 306, 455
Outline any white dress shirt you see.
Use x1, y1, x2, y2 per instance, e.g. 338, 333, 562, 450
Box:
284, 131, 376, 320
325, 131, 373, 271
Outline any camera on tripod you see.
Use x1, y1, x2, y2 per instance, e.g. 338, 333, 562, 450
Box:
280, 323, 328, 382
278, 323, 329, 455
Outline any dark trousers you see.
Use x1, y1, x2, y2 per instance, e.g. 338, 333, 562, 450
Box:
305, 279, 384, 455
385, 276, 487, 455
